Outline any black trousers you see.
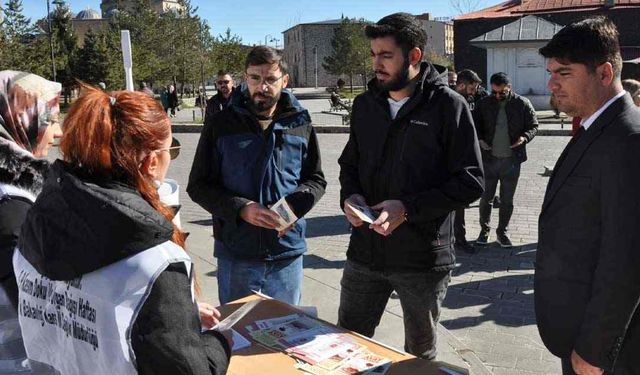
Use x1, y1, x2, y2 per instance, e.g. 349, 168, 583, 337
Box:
479, 156, 521, 234
338, 260, 450, 360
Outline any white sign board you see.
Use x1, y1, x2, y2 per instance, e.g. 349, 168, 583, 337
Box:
120, 30, 134, 91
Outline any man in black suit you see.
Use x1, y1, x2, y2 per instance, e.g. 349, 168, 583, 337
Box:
536, 17, 640, 375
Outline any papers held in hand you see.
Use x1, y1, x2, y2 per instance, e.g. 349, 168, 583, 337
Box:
271, 197, 298, 231
346, 203, 378, 224
212, 299, 261, 332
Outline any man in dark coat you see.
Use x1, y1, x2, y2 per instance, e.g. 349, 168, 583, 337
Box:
474, 72, 538, 248
204, 71, 235, 124
338, 13, 483, 360
536, 16, 640, 375
452, 69, 486, 254
188, 46, 326, 306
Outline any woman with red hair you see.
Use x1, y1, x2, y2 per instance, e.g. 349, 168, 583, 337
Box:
13, 84, 230, 374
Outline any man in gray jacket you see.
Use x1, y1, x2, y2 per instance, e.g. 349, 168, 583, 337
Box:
474, 72, 538, 248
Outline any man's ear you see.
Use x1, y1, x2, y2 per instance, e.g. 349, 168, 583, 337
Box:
282, 74, 289, 89
139, 152, 158, 179
597, 62, 615, 87
409, 47, 422, 66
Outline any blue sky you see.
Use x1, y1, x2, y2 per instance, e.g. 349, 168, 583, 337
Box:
22, 0, 502, 45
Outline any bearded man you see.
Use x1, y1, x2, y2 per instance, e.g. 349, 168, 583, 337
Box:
337, 13, 484, 360
188, 46, 326, 305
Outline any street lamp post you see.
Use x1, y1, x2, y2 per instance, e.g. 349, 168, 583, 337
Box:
46, 0, 57, 81
313, 45, 318, 89
264, 34, 273, 46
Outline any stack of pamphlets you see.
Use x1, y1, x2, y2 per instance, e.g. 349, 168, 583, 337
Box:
245, 314, 391, 374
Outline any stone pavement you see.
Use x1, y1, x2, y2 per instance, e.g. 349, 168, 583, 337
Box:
167, 132, 571, 374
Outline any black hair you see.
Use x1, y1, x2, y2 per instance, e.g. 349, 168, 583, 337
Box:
217, 70, 232, 77
539, 16, 622, 77
245, 46, 288, 74
457, 69, 482, 85
490, 72, 510, 86
364, 12, 426, 58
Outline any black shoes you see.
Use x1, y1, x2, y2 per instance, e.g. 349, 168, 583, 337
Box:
496, 233, 513, 248
475, 230, 490, 246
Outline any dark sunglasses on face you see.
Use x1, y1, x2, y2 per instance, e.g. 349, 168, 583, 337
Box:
217, 80, 230, 85
492, 89, 510, 98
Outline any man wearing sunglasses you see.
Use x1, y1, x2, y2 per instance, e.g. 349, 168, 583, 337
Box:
188, 46, 326, 306
474, 72, 538, 248
204, 71, 235, 124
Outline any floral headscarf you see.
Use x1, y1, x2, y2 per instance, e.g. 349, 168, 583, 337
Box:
0, 70, 62, 153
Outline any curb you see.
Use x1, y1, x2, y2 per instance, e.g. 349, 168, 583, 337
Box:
172, 123, 571, 136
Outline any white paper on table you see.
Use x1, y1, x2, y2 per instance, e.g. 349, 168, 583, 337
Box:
345, 202, 378, 224
270, 196, 298, 230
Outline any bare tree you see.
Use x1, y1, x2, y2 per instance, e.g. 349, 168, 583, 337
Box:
450, 0, 486, 15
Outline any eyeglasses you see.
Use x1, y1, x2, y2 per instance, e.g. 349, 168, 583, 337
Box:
217, 80, 230, 85
246, 74, 285, 87
154, 137, 181, 160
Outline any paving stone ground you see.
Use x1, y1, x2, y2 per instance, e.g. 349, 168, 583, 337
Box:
164, 130, 570, 374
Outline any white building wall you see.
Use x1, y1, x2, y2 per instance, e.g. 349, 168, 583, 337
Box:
486, 42, 552, 109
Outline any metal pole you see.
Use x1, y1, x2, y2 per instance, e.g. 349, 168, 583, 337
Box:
120, 30, 134, 91
46, 0, 56, 81
314, 46, 318, 89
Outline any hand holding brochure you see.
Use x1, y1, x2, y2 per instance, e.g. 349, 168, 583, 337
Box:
345, 202, 378, 224
271, 197, 298, 231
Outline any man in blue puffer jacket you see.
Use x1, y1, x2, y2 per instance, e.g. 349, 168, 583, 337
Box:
188, 46, 326, 305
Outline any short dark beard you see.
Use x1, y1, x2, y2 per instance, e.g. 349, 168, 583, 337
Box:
250, 91, 280, 114
377, 58, 412, 92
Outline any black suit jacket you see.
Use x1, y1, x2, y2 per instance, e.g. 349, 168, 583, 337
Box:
535, 93, 640, 373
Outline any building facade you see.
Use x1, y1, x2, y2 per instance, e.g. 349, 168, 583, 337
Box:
72, 0, 183, 46
282, 20, 351, 88
454, 0, 640, 100
415, 13, 455, 58
283, 13, 453, 88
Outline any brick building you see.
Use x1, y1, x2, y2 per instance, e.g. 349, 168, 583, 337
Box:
454, 0, 640, 94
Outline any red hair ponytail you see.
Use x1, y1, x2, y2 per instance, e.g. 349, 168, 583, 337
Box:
60, 83, 197, 294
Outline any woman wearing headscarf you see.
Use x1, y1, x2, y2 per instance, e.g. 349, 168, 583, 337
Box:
13, 84, 230, 375
0, 70, 62, 373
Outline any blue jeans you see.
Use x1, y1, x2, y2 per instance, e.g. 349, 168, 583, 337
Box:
216, 255, 303, 305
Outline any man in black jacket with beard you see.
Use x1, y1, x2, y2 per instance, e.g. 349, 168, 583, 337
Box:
337, 13, 484, 360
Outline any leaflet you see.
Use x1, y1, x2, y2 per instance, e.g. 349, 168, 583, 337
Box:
270, 197, 298, 230
345, 203, 378, 224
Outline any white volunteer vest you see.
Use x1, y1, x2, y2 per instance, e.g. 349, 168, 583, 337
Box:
13, 240, 192, 375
